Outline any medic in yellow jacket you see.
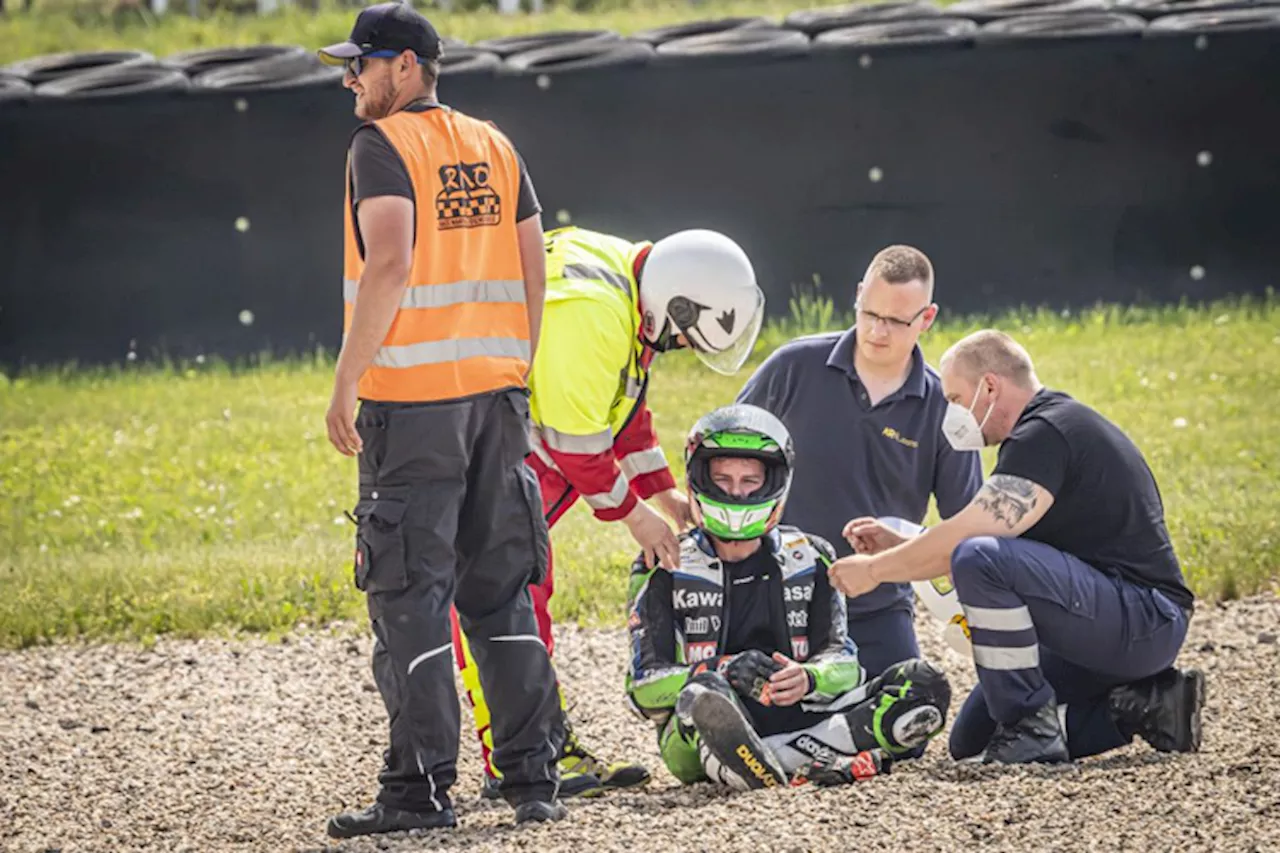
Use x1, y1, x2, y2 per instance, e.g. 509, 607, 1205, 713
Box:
450, 225, 767, 798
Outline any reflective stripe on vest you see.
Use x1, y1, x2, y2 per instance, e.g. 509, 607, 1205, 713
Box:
342, 108, 529, 402
344, 278, 525, 311
537, 425, 614, 454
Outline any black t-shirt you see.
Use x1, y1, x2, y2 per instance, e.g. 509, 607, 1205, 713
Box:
349, 101, 541, 221
722, 547, 787, 657
993, 389, 1193, 611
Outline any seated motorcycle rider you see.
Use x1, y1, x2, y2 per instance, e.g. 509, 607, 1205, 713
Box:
625, 404, 953, 789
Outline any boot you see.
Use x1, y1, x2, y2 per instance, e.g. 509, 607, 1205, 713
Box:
559, 710, 651, 794
676, 671, 787, 790
480, 767, 602, 802
1108, 668, 1206, 753
982, 700, 1070, 765
514, 800, 568, 825
326, 803, 456, 838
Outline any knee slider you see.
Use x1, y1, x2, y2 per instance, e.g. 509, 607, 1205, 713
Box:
862, 658, 952, 753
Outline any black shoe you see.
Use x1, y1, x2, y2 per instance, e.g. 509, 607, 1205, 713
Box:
326, 803, 456, 838
982, 701, 1070, 765
514, 800, 568, 824
675, 671, 787, 790
1109, 668, 1206, 753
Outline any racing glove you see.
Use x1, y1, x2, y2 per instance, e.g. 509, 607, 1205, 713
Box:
691, 650, 784, 705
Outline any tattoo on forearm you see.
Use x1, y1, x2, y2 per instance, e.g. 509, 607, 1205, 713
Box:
974, 475, 1038, 530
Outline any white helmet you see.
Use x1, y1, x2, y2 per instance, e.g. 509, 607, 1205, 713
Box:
639, 229, 766, 376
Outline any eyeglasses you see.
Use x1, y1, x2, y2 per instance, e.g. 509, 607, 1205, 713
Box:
854, 300, 930, 331
343, 49, 428, 78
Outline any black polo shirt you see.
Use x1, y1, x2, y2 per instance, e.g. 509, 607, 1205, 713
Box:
737, 327, 983, 618
994, 389, 1194, 611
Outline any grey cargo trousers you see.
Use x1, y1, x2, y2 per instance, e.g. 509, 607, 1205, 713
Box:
352, 387, 563, 812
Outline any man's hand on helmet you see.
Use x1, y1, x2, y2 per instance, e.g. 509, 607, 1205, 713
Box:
625, 501, 681, 571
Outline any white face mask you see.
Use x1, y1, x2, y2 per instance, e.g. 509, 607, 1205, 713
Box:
943, 382, 995, 451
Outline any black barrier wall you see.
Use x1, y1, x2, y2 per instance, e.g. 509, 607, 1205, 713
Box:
1, 29, 1278, 366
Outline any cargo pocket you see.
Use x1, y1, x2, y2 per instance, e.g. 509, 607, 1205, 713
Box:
516, 464, 550, 586
352, 484, 412, 594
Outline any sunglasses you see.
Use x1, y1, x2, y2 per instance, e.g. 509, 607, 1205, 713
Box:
343, 49, 429, 77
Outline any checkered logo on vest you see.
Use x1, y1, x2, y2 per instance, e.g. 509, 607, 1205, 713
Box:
435, 162, 501, 230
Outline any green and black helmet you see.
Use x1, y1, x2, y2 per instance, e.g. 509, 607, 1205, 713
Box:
684, 404, 795, 541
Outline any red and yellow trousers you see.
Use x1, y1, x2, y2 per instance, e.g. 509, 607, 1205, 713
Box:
449, 454, 578, 778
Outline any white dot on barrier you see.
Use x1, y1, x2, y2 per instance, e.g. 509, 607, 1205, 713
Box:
127, 351, 138, 362
234, 98, 248, 113
1194, 35, 1208, 51
869, 167, 883, 183
235, 217, 250, 233
1197, 150, 1213, 167
239, 310, 255, 326
556, 209, 572, 225
859, 54, 872, 69
1190, 265, 1206, 281
536, 75, 551, 90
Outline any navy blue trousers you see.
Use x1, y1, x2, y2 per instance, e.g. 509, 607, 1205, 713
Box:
948, 536, 1189, 760
847, 606, 921, 679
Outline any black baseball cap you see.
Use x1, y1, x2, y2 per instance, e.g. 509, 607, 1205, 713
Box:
318, 2, 443, 65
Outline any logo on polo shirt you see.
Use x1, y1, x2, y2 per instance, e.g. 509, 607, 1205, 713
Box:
881, 426, 919, 449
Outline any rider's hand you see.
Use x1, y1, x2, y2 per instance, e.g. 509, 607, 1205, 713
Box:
624, 500, 681, 571
767, 653, 813, 707
722, 649, 784, 705
842, 517, 908, 556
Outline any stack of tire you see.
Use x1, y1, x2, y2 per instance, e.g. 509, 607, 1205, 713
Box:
0, 42, 355, 104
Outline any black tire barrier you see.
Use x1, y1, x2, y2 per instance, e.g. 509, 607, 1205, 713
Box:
654, 28, 811, 63
0, 74, 32, 103
785, 1, 943, 35
631, 16, 775, 45
2, 50, 156, 85
33, 65, 189, 99
813, 17, 980, 49
1145, 5, 1280, 28
440, 47, 503, 76
1117, 0, 1278, 18
162, 45, 309, 75
472, 30, 621, 58
977, 11, 1148, 39
190, 53, 328, 90
945, 0, 1107, 22
441, 36, 469, 49
501, 40, 655, 75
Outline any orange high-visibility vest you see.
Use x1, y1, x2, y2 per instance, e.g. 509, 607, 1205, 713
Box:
342, 107, 530, 403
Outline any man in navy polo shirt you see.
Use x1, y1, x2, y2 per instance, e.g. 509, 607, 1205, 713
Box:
736, 245, 982, 681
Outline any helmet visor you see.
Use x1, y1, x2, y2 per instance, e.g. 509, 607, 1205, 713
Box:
686, 298, 765, 376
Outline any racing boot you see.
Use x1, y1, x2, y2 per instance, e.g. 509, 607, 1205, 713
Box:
558, 710, 651, 795
1108, 667, 1206, 753
981, 700, 1070, 765
676, 671, 787, 791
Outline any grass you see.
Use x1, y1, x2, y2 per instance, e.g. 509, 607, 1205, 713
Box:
0, 0, 841, 65
1, 293, 1278, 649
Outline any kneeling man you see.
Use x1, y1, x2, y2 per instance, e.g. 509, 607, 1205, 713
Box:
832, 330, 1204, 764
626, 404, 952, 789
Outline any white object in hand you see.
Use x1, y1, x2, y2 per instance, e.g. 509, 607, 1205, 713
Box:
877, 517, 973, 659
